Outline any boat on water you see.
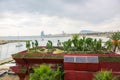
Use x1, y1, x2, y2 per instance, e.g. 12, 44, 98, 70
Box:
16, 43, 23, 47
16, 32, 23, 47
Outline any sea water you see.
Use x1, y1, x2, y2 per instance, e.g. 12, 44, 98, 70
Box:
0, 36, 109, 60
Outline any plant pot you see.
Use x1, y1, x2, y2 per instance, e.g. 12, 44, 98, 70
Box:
43, 58, 63, 64
99, 62, 120, 71
64, 63, 75, 70
24, 58, 43, 64
13, 58, 26, 64
87, 63, 99, 71
76, 71, 94, 80
64, 70, 76, 80
74, 63, 88, 71
10, 66, 27, 80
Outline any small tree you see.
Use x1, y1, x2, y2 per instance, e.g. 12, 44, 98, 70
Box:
72, 34, 79, 48
26, 41, 31, 52
35, 40, 39, 51
110, 31, 120, 52
105, 40, 113, 52
46, 40, 53, 49
57, 40, 61, 47
46, 40, 53, 53
32, 42, 35, 49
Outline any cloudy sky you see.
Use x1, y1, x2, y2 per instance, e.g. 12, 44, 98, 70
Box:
0, 0, 120, 36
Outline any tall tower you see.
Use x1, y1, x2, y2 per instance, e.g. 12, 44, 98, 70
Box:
41, 31, 45, 37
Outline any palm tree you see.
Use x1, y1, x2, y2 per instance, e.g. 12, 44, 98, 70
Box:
110, 31, 120, 52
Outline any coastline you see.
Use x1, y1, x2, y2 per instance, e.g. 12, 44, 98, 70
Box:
0, 40, 7, 45
0, 57, 13, 65
0, 40, 31, 45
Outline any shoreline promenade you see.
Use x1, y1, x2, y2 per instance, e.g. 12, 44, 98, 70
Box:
0, 57, 13, 65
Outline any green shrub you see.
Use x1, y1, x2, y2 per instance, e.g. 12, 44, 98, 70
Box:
35, 40, 39, 51
62, 36, 105, 53
110, 31, 120, 52
57, 40, 62, 47
29, 64, 64, 80
93, 70, 119, 80
26, 41, 31, 52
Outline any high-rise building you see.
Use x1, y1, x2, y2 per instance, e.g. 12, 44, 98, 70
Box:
41, 31, 45, 37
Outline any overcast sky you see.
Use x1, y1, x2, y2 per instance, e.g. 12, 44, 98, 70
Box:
0, 0, 120, 36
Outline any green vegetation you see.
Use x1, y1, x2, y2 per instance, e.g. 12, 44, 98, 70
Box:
46, 40, 53, 53
35, 40, 39, 51
26, 41, 31, 52
99, 56, 120, 62
12, 33, 120, 59
57, 40, 61, 47
46, 40, 53, 49
105, 40, 113, 52
93, 70, 119, 80
62, 39, 72, 51
62, 34, 108, 53
29, 64, 64, 80
110, 31, 120, 52
0, 59, 14, 65
23, 33, 120, 54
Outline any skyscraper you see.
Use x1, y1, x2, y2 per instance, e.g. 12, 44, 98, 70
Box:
41, 31, 45, 37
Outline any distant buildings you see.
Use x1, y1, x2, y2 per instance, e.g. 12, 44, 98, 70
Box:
40, 31, 45, 37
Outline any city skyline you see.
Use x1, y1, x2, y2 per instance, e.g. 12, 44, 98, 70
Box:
0, 0, 120, 36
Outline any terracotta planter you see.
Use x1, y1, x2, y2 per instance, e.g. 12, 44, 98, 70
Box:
43, 58, 63, 64
64, 70, 94, 80
64, 70, 76, 80
100, 62, 120, 71
64, 63, 75, 70
13, 58, 26, 64
74, 63, 88, 71
87, 63, 99, 71
76, 71, 94, 80
24, 58, 43, 64
17, 73, 26, 80
10, 66, 27, 80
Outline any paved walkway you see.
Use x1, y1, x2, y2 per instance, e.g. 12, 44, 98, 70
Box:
0, 74, 19, 80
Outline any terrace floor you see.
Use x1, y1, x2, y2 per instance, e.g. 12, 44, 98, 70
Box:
0, 74, 19, 80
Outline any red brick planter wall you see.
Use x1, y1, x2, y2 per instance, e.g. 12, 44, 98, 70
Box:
100, 62, 120, 71
64, 70, 94, 80
64, 54, 120, 80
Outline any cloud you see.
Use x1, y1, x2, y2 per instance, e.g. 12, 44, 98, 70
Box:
0, 0, 120, 23
0, 0, 120, 36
